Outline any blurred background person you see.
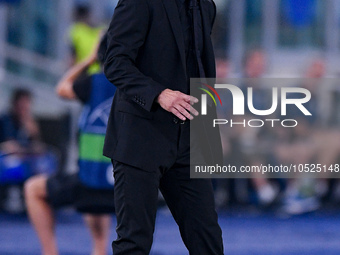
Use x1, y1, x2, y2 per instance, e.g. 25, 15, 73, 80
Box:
68, 4, 103, 74
0, 88, 40, 153
242, 50, 280, 206
24, 35, 116, 255
0, 89, 58, 213
278, 58, 340, 214
240, 49, 279, 206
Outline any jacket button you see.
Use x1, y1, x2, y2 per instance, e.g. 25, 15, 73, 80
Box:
173, 117, 178, 124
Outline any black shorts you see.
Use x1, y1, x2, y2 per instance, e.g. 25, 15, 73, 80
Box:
46, 173, 115, 214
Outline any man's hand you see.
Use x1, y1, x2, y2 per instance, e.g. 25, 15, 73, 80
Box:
157, 89, 199, 121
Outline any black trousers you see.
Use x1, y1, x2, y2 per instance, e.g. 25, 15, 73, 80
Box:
111, 124, 224, 255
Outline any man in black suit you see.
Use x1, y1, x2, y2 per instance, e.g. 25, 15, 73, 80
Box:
104, 0, 224, 254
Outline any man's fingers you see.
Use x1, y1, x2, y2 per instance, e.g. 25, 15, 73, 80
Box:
189, 105, 199, 116
161, 91, 199, 120
180, 102, 199, 116
171, 108, 187, 121
190, 96, 199, 104
182, 94, 198, 104
175, 105, 193, 120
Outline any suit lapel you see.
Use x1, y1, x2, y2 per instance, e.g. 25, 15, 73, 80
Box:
161, 0, 186, 74
200, 0, 214, 47
160, 0, 215, 77
199, 0, 216, 79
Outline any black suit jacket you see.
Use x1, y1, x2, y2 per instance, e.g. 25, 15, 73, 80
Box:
103, 0, 222, 171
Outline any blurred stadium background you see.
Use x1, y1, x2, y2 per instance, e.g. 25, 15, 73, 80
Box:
2, 0, 340, 254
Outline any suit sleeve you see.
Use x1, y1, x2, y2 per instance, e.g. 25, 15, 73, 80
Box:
104, 0, 166, 112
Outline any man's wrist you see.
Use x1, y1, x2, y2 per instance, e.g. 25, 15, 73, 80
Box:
156, 88, 168, 104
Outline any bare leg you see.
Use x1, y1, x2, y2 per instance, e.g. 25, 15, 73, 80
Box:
24, 175, 58, 255
83, 214, 111, 255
